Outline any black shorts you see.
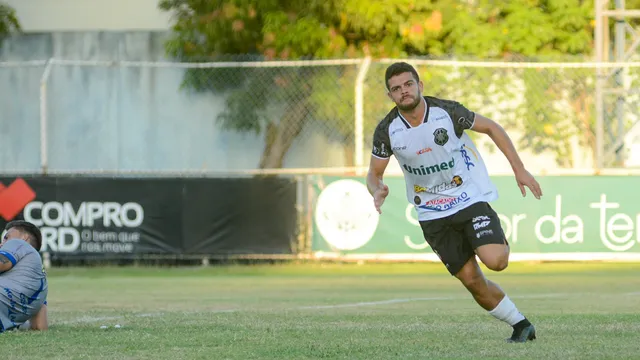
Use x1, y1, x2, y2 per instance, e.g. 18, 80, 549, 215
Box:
419, 201, 507, 276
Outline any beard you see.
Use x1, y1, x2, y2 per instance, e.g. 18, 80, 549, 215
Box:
397, 94, 421, 111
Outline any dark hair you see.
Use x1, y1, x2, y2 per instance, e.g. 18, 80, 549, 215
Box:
385, 62, 420, 90
4, 220, 42, 251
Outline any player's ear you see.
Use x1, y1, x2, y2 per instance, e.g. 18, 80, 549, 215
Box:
418, 80, 424, 93
387, 91, 393, 101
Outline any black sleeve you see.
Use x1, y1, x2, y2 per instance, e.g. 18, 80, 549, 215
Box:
371, 122, 393, 159
450, 102, 476, 138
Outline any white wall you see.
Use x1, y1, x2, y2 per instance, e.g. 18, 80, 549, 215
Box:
0, 33, 355, 173
4, 0, 172, 32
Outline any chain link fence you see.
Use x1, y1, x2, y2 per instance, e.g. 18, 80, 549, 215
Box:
601, 65, 640, 166
2, 58, 640, 175
364, 60, 640, 173
40, 59, 363, 174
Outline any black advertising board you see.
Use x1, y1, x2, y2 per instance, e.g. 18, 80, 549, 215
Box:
180, 177, 298, 255
0, 176, 297, 259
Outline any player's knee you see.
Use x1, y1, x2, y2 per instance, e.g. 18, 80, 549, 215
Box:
484, 255, 509, 272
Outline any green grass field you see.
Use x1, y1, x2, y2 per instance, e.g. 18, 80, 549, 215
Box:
2, 262, 640, 359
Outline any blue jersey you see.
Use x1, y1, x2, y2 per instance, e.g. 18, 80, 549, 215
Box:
0, 239, 48, 332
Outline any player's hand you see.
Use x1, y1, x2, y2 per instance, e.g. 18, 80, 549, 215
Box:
514, 168, 542, 199
373, 185, 389, 214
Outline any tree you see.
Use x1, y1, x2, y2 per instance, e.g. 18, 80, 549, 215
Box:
450, 0, 595, 168
160, 0, 596, 168
361, 0, 596, 168
159, 0, 346, 168
0, 2, 21, 41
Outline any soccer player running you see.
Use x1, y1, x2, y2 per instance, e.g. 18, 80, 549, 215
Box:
367, 62, 542, 343
0, 220, 48, 333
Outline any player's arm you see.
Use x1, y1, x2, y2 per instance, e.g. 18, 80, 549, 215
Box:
469, 114, 542, 199
0, 253, 16, 273
367, 123, 394, 213
367, 156, 390, 196
449, 102, 521, 170
367, 122, 393, 195
469, 114, 525, 174
29, 304, 48, 331
0, 239, 31, 273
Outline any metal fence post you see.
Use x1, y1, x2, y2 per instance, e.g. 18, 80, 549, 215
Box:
355, 57, 372, 176
40, 58, 54, 175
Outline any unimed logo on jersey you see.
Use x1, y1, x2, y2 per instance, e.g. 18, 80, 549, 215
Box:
403, 158, 455, 176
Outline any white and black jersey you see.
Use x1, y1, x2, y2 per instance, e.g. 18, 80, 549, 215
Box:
372, 96, 498, 221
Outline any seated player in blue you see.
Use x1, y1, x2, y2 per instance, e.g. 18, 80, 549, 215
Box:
0, 220, 48, 332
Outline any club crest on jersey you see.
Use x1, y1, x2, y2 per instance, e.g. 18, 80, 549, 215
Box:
433, 128, 449, 146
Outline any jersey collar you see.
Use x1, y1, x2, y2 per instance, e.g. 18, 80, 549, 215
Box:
398, 97, 430, 129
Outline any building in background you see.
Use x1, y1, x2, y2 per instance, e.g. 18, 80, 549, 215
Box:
3, 0, 171, 32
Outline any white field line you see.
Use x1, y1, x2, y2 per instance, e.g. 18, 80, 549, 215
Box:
55, 309, 238, 325
297, 292, 577, 310
57, 292, 639, 326
297, 296, 457, 310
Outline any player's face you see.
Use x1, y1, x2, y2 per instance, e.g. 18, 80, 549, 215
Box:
387, 72, 423, 111
1, 228, 17, 246
1, 228, 27, 247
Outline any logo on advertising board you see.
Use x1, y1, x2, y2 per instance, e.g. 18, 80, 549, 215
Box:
0, 178, 144, 254
315, 179, 379, 251
0, 179, 36, 221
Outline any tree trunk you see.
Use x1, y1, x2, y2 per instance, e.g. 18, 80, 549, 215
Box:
259, 101, 310, 169
343, 138, 355, 175
572, 92, 596, 164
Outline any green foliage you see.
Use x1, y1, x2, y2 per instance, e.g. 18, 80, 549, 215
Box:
160, 0, 598, 168
307, 66, 358, 141
0, 2, 21, 41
